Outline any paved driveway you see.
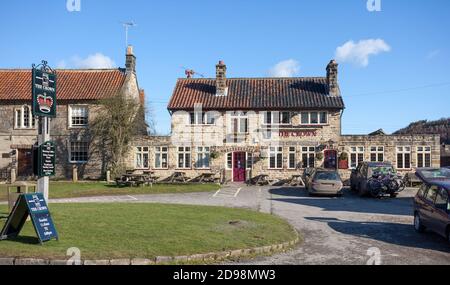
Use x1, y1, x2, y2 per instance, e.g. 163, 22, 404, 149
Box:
49, 184, 450, 265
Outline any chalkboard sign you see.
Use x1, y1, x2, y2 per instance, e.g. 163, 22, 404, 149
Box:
0, 193, 58, 244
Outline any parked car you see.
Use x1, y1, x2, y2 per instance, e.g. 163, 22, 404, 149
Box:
413, 168, 450, 243
350, 162, 399, 197
308, 169, 343, 196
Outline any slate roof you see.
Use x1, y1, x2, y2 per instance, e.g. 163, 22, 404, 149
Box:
167, 77, 345, 111
0, 69, 127, 101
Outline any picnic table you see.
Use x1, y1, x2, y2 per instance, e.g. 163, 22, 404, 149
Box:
287, 175, 305, 187
189, 172, 219, 183
249, 174, 270, 186
167, 171, 189, 183
115, 172, 157, 187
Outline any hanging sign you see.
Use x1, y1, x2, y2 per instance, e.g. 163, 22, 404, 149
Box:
32, 63, 57, 117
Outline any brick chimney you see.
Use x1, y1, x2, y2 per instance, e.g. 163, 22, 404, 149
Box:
326, 59, 339, 96
216, 60, 228, 96
125, 45, 136, 74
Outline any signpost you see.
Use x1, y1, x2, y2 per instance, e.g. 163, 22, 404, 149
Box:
0, 193, 58, 244
32, 61, 57, 201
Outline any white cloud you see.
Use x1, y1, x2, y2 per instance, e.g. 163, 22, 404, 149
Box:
268, 59, 300, 77
57, 53, 116, 69
335, 39, 391, 67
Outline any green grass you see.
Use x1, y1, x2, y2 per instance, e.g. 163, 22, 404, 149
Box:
0, 182, 220, 202
0, 203, 296, 260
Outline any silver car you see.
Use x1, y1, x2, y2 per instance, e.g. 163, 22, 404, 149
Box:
308, 169, 344, 196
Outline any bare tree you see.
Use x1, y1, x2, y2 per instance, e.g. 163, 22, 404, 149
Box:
90, 92, 148, 178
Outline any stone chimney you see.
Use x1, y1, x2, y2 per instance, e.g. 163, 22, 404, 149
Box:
216, 60, 228, 96
125, 45, 136, 74
326, 59, 339, 96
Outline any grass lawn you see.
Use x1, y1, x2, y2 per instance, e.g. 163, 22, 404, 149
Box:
0, 203, 296, 260
0, 182, 220, 202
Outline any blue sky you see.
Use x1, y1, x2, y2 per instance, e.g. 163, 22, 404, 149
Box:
1, 0, 449, 135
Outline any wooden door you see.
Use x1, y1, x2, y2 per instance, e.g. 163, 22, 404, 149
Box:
233, 152, 246, 182
17, 149, 33, 177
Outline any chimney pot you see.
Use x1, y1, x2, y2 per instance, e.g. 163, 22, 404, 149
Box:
216, 60, 228, 96
326, 59, 339, 96
126, 45, 136, 74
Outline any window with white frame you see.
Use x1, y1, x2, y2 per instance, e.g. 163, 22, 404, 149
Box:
226, 153, 233, 169
135, 147, 149, 169
397, 146, 411, 169
263, 111, 291, 125
195, 147, 210, 169
230, 112, 248, 134
370, 146, 384, 162
246, 153, 253, 170
350, 146, 364, 168
15, 105, 35, 129
300, 111, 328, 125
301, 147, 315, 168
69, 105, 89, 127
269, 146, 283, 169
417, 146, 432, 168
177, 147, 191, 168
155, 146, 168, 169
69, 141, 89, 163
288, 147, 296, 169
189, 112, 216, 125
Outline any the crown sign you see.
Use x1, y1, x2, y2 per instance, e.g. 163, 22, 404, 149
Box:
37, 93, 54, 113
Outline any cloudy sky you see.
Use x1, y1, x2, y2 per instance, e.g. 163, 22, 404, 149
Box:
1, 0, 449, 134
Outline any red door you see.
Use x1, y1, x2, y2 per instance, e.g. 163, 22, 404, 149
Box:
324, 150, 337, 169
233, 152, 246, 182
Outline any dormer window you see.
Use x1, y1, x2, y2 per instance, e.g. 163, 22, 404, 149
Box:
69, 105, 89, 128
15, 105, 36, 129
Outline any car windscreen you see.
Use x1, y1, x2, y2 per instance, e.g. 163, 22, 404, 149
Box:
314, 172, 340, 181
419, 168, 450, 180
370, 166, 395, 176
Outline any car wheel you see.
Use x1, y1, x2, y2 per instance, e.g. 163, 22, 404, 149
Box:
414, 213, 426, 233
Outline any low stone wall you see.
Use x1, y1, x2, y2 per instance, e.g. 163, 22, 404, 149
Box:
0, 231, 300, 266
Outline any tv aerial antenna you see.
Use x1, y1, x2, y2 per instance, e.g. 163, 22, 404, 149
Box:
181, 66, 205, 78
121, 21, 137, 47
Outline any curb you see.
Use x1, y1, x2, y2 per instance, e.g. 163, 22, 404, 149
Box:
5, 230, 300, 266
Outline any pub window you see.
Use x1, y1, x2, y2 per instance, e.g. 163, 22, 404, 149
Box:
396, 146, 411, 169
177, 146, 191, 169
350, 146, 364, 168
302, 147, 315, 168
288, 147, 297, 169
69, 141, 89, 163
135, 147, 149, 169
417, 146, 431, 168
246, 153, 253, 170
155, 146, 168, 169
196, 147, 210, 169
226, 153, 233, 169
189, 112, 216, 125
263, 111, 291, 125
370, 146, 384, 162
230, 112, 248, 134
15, 105, 36, 129
300, 111, 328, 125
69, 105, 89, 127
269, 146, 283, 169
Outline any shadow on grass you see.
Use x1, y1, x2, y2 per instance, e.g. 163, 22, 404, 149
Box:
6, 235, 41, 245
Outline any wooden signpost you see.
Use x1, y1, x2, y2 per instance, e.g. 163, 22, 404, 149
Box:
32, 61, 57, 201
0, 193, 58, 244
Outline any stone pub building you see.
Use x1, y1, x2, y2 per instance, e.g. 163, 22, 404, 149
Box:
132, 60, 440, 183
